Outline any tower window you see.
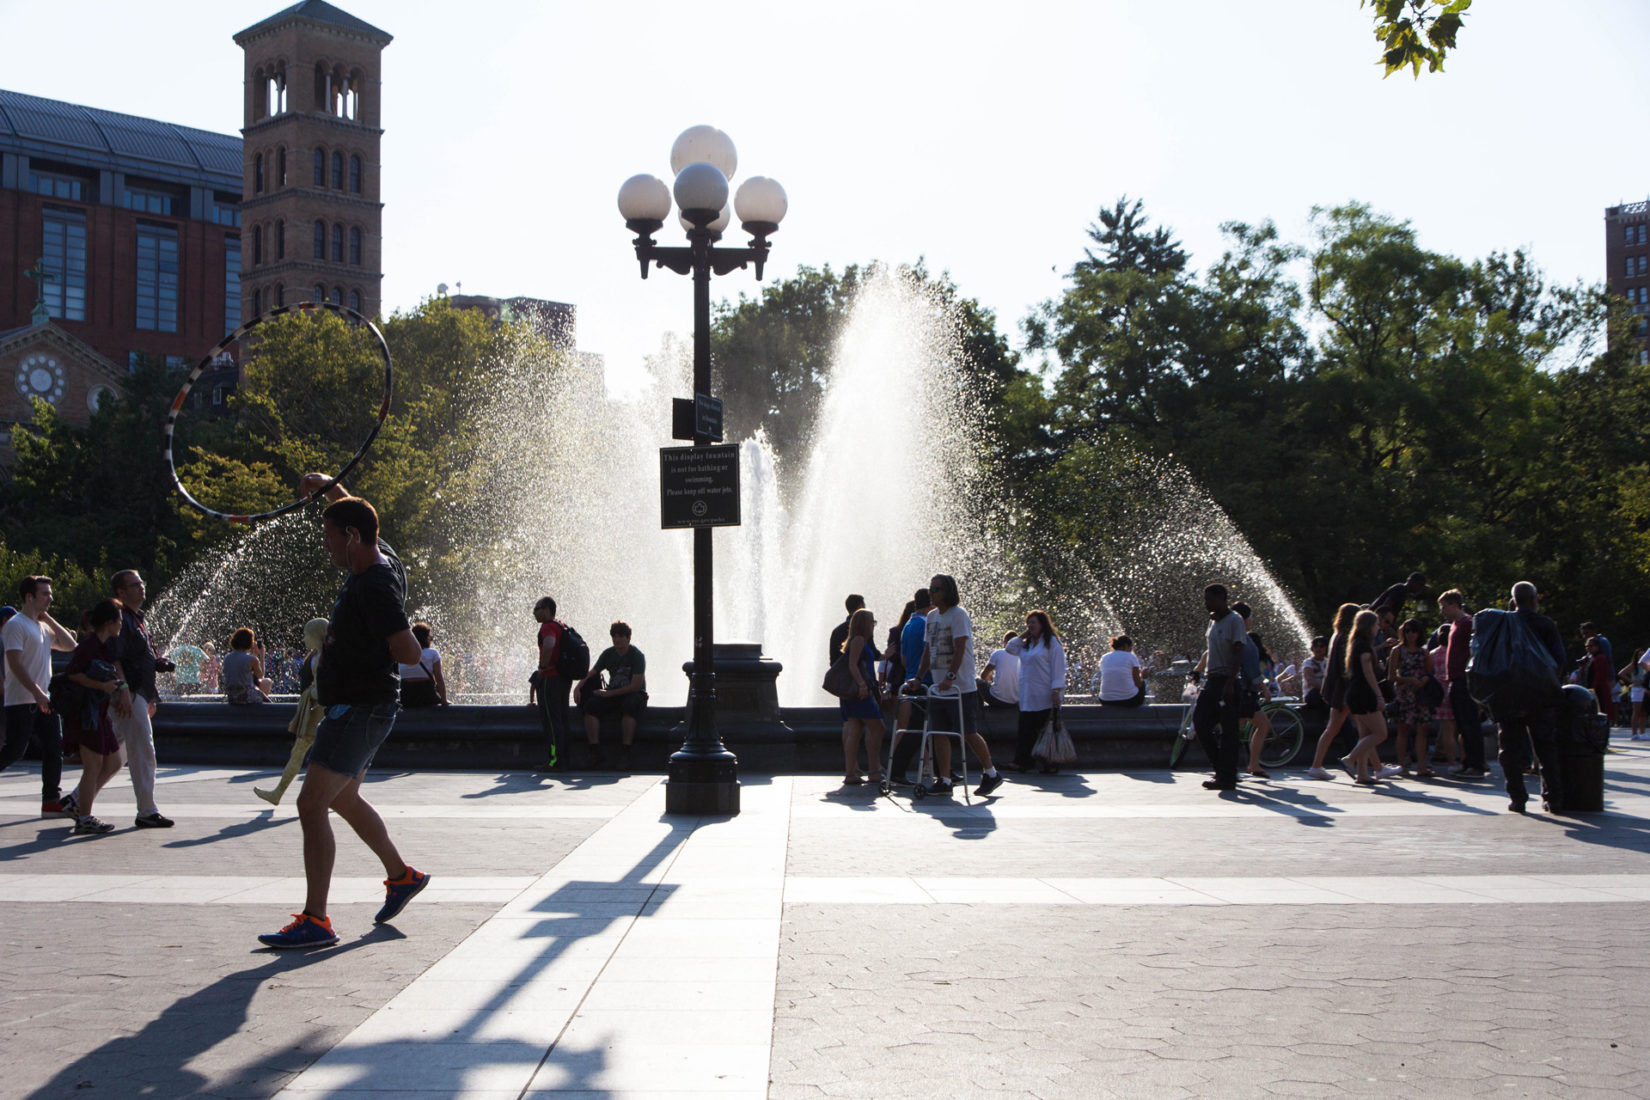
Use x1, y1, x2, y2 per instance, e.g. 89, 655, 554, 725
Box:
252, 287, 262, 316
277, 146, 287, 187
313, 283, 326, 303
313, 147, 325, 187
276, 283, 285, 308
253, 224, 263, 266
349, 155, 362, 194
349, 226, 362, 266
266, 63, 287, 116
332, 286, 344, 306
276, 219, 285, 260
313, 220, 325, 260
332, 224, 344, 263
349, 289, 361, 312
254, 153, 264, 194
331, 151, 343, 190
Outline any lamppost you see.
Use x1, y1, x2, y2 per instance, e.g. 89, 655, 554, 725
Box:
618, 125, 788, 815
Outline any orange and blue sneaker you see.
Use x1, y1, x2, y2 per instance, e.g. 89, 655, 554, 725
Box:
258, 912, 338, 949
374, 867, 429, 924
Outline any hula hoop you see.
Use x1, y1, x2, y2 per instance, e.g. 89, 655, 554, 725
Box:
163, 301, 393, 524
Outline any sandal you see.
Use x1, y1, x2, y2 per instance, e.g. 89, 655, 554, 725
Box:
842, 775, 865, 786
1248, 767, 1270, 779
1416, 768, 1436, 778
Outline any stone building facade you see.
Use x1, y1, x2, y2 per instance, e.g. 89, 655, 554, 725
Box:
1604, 197, 1650, 364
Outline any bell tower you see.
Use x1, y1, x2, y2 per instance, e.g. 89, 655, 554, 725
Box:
234, 1, 392, 321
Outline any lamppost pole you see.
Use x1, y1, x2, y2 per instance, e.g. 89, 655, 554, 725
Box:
618, 127, 787, 815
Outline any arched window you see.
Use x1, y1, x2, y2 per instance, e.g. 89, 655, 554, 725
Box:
343, 70, 363, 120
252, 224, 262, 265
277, 146, 287, 187
313, 283, 326, 303
313, 220, 325, 260
349, 155, 362, 194
331, 151, 343, 190
276, 219, 285, 260
275, 283, 285, 308
252, 287, 262, 316
314, 62, 329, 115
267, 63, 287, 115
254, 153, 264, 194
349, 227, 362, 266
331, 224, 344, 263
332, 286, 344, 305
349, 289, 361, 312
313, 147, 325, 187
254, 68, 267, 119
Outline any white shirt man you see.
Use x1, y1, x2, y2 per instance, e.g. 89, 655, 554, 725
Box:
982, 641, 1020, 707
0, 577, 76, 814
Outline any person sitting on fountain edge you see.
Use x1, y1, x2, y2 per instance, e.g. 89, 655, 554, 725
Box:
575, 622, 646, 770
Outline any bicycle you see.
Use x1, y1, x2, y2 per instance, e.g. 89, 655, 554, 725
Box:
1170, 695, 1304, 770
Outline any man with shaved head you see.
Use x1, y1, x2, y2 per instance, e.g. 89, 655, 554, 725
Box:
1497, 581, 1567, 815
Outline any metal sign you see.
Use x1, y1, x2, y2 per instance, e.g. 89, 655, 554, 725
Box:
695, 393, 724, 441
660, 444, 741, 528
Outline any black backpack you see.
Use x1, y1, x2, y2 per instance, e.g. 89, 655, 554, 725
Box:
1467, 609, 1560, 713
555, 624, 591, 681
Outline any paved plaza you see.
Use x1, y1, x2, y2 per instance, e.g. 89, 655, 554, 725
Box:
3, 741, 1649, 1099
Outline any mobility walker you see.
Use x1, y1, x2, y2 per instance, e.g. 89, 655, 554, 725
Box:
881, 684, 971, 805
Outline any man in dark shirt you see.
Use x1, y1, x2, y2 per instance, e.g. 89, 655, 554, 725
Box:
109, 570, 175, 828
1497, 581, 1568, 815
828, 594, 865, 668
259, 495, 429, 949
1438, 589, 1487, 778
576, 622, 647, 770
1372, 572, 1427, 618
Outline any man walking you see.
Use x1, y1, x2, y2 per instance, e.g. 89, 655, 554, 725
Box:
532, 596, 571, 772
908, 574, 1003, 798
109, 570, 175, 828
1438, 589, 1487, 779
1192, 583, 1247, 791
1498, 581, 1568, 815
0, 576, 77, 816
259, 496, 428, 948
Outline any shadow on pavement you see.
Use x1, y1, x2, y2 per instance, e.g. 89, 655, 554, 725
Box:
163, 810, 296, 848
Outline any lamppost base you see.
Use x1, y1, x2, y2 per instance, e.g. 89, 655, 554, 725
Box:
665, 749, 741, 815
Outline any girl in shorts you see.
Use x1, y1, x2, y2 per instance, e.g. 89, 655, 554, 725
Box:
1343, 610, 1388, 785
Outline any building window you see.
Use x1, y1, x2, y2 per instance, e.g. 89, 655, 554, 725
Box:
331, 224, 344, 263
313, 283, 326, 303
1641, 256, 1649, 277
254, 153, 264, 194
253, 224, 263, 266
213, 385, 226, 406
266, 64, 287, 116
29, 169, 84, 201
135, 224, 180, 333
1641, 350, 1650, 366
252, 287, 261, 316
1638, 225, 1648, 246
124, 184, 174, 216
212, 191, 240, 226
331, 151, 343, 190
276, 283, 285, 308
349, 155, 362, 194
276, 219, 285, 259
313, 147, 325, 187
331, 286, 343, 305
277, 146, 287, 187
313, 220, 326, 260
349, 289, 361, 312
349, 226, 362, 266
41, 208, 88, 322
225, 238, 242, 334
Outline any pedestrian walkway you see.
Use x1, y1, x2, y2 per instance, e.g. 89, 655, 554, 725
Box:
4, 745, 1649, 1098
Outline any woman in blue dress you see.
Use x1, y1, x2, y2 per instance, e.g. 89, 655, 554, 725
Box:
838, 608, 886, 786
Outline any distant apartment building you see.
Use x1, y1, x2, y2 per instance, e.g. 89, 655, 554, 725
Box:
1605, 197, 1650, 364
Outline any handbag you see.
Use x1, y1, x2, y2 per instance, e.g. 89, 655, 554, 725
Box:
1416, 673, 1445, 709
1032, 717, 1077, 765
822, 653, 857, 699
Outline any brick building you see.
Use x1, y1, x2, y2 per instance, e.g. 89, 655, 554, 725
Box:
233, 1, 392, 320
1604, 197, 1650, 364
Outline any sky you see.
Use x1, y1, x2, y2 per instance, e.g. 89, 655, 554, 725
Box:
4, 0, 1648, 394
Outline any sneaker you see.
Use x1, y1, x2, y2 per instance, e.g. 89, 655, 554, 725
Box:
1305, 766, 1336, 781
1455, 767, 1488, 780
927, 778, 954, 796
1377, 764, 1404, 779
41, 799, 73, 819
59, 792, 78, 817
258, 913, 338, 949
974, 772, 1004, 797
375, 867, 430, 924
1202, 778, 1237, 791
72, 816, 115, 835
134, 812, 175, 829
1508, 801, 1527, 814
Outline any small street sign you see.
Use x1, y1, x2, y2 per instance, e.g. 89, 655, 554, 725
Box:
660, 444, 741, 528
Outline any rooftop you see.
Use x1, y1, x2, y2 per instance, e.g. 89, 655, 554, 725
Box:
234, 1, 393, 45
0, 88, 241, 189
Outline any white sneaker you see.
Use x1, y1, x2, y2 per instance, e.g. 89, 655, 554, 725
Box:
1378, 764, 1404, 779
1305, 766, 1336, 781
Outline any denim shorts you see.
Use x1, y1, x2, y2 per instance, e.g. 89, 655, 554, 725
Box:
307, 702, 399, 777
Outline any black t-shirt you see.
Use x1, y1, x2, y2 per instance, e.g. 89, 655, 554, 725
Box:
112, 608, 160, 702
592, 645, 646, 692
316, 562, 410, 706
828, 619, 851, 667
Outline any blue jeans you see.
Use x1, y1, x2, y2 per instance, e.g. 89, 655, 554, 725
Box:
308, 702, 399, 777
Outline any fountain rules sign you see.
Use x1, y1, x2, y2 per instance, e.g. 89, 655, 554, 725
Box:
659, 445, 741, 528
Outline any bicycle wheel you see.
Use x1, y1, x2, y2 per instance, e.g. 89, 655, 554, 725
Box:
1170, 703, 1194, 767
1259, 704, 1304, 768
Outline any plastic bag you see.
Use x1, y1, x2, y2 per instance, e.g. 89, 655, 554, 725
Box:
1032, 718, 1077, 765
1467, 609, 1559, 712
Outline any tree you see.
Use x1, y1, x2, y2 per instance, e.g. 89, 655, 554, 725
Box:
1363, 0, 1472, 78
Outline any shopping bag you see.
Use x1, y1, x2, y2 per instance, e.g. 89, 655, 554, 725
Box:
1032, 718, 1077, 765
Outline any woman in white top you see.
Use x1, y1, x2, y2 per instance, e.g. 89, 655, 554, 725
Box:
398, 621, 447, 707
1097, 635, 1146, 707
1005, 609, 1068, 773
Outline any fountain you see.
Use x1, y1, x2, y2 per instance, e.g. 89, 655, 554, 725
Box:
149, 270, 1314, 715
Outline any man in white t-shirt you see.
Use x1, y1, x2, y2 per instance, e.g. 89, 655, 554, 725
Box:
908, 573, 1003, 798
980, 632, 1020, 709
0, 575, 78, 816
1098, 635, 1146, 707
